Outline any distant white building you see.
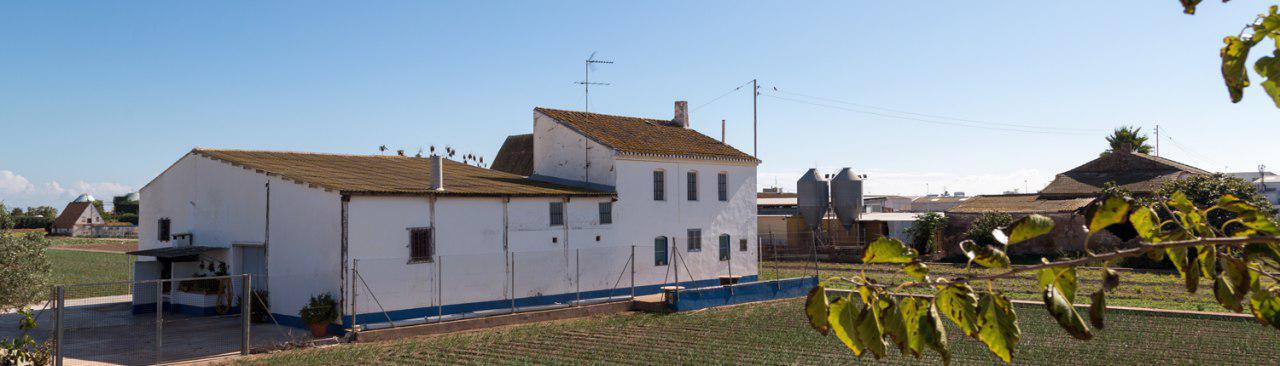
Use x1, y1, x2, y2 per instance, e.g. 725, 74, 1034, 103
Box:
50, 194, 105, 236
133, 102, 760, 330
1225, 171, 1280, 210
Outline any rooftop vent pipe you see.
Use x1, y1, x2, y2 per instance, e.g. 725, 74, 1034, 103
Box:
430, 155, 444, 191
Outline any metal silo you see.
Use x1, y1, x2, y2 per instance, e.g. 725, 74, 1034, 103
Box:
830, 168, 864, 229
796, 169, 830, 229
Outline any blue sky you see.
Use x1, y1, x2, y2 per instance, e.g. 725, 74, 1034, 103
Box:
2, 1, 1278, 209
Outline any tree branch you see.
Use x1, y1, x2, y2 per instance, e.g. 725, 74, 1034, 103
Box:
831, 236, 1280, 290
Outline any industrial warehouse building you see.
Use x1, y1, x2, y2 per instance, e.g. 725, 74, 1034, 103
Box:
131, 102, 761, 329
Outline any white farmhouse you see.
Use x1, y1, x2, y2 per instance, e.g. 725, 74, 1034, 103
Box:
132, 101, 760, 330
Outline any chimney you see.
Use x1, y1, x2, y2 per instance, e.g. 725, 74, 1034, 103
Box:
673, 100, 689, 128
429, 155, 444, 191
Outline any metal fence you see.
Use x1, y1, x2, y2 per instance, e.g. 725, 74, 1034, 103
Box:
7, 274, 314, 366
349, 243, 758, 331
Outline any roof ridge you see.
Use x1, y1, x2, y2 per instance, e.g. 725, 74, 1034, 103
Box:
193, 147, 421, 160
534, 107, 671, 124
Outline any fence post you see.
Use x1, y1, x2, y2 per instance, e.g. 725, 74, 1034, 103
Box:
156, 279, 163, 365
575, 248, 581, 306
241, 274, 251, 355
630, 245, 636, 298
728, 247, 734, 297
54, 286, 63, 366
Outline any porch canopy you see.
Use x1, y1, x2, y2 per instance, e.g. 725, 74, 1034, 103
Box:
126, 246, 222, 262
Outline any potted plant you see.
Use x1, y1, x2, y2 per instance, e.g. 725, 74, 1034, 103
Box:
299, 293, 337, 337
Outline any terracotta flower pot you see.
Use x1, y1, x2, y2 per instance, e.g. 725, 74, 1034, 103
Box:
308, 323, 328, 338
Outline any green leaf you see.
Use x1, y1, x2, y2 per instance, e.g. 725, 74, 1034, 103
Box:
1037, 263, 1078, 303
902, 297, 950, 364
1102, 267, 1120, 293
1089, 290, 1106, 329
1245, 242, 1280, 263
1250, 276, 1280, 331
1179, 0, 1202, 15
1166, 246, 1190, 278
935, 284, 980, 337
854, 299, 889, 359
1168, 191, 1197, 214
827, 297, 863, 356
1221, 35, 1259, 103
960, 240, 1011, 269
1214, 256, 1251, 313
862, 237, 918, 264
1186, 253, 1201, 294
1043, 283, 1093, 340
1256, 50, 1280, 108
976, 292, 1020, 364
878, 297, 910, 356
1129, 206, 1161, 242
904, 261, 929, 282
1088, 196, 1130, 233
805, 285, 830, 335
1004, 214, 1054, 245
1198, 245, 1217, 280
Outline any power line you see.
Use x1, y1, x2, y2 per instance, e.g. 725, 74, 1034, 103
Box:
1159, 127, 1225, 170
761, 93, 1097, 136
767, 87, 1105, 133
692, 80, 755, 111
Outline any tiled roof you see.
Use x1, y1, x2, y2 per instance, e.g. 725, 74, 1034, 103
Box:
535, 108, 758, 162
52, 202, 96, 230
193, 149, 611, 197
1039, 152, 1207, 197
490, 134, 533, 176
947, 194, 1095, 214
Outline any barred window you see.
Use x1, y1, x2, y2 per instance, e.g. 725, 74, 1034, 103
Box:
687, 171, 698, 201
599, 202, 613, 225
653, 170, 665, 201
687, 229, 702, 252
410, 228, 433, 262
740, 238, 749, 251
550, 202, 564, 226
654, 236, 669, 266
718, 172, 728, 201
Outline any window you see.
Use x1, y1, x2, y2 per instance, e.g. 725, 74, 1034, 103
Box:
549, 202, 564, 226
687, 171, 698, 201
719, 234, 731, 261
410, 228, 433, 262
687, 229, 702, 252
740, 238, 749, 251
598, 202, 613, 224
653, 170, 665, 201
158, 218, 171, 242
654, 237, 669, 266
717, 172, 728, 201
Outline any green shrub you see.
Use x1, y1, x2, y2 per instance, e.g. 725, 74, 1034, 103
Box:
299, 293, 338, 325
963, 212, 1012, 247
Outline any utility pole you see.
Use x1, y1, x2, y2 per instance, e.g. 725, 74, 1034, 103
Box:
752, 79, 758, 158
575, 52, 613, 112
721, 119, 726, 142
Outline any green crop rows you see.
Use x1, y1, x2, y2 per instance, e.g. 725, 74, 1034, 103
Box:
234, 297, 1280, 365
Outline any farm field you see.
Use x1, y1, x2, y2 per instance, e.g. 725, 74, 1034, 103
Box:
231, 297, 1280, 365
45, 236, 138, 253
759, 261, 1233, 312
48, 249, 133, 298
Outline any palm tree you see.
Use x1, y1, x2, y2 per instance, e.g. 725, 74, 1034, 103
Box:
1105, 126, 1153, 154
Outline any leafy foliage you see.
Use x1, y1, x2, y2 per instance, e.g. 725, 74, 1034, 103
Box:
299, 292, 338, 325
1103, 126, 1153, 154
963, 212, 1012, 247
0, 230, 51, 312
804, 185, 1280, 364
905, 212, 949, 254
0, 309, 51, 365
1184, 2, 1280, 107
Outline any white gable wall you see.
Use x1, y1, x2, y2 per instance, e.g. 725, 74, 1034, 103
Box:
531, 111, 616, 187
139, 153, 343, 319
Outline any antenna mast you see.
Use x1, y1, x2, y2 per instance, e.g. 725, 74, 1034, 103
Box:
575, 52, 613, 112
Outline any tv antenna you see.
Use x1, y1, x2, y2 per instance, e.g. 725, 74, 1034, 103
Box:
575, 52, 613, 112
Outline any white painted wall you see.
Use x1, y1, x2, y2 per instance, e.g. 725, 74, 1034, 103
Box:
531, 111, 616, 188
612, 157, 758, 287
138, 153, 343, 319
